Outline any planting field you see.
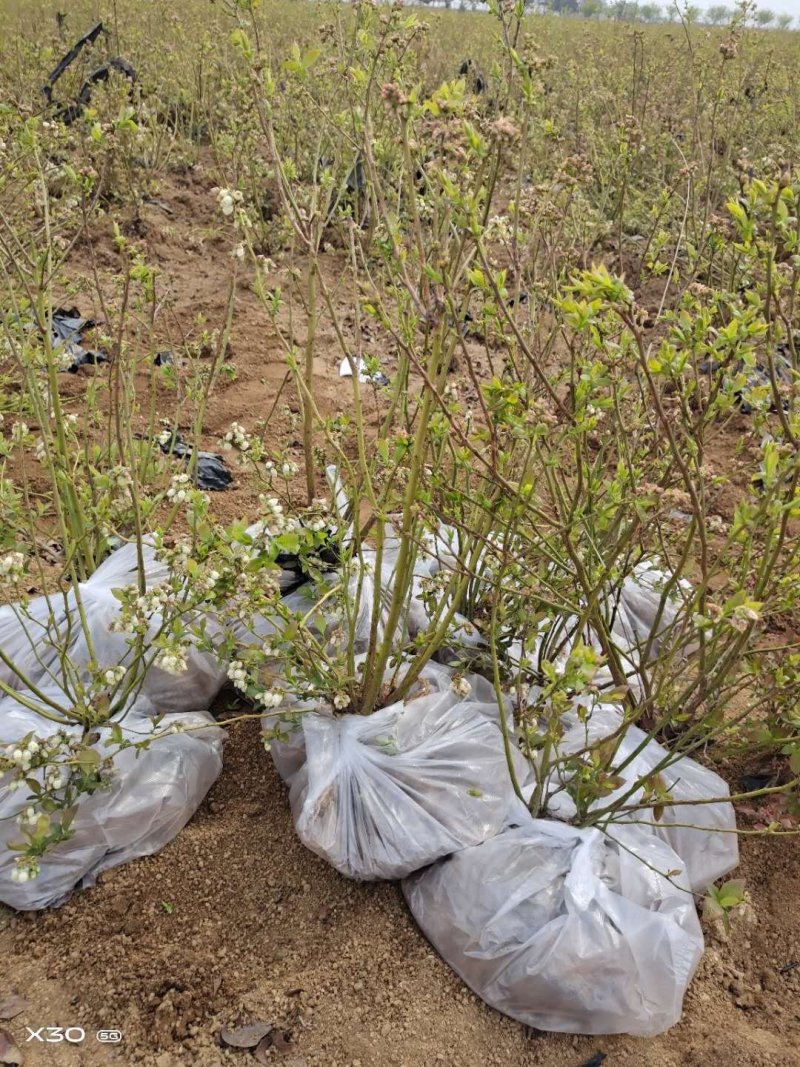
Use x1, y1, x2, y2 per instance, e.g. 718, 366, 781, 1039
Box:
1, 1, 800, 1064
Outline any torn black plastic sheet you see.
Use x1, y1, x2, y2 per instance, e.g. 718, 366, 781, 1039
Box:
272, 537, 343, 596
43, 20, 136, 125
57, 58, 137, 126
50, 307, 109, 373
157, 432, 233, 491
42, 20, 106, 102
699, 346, 795, 414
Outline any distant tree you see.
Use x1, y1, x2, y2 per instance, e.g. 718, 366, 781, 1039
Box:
553, 0, 580, 13
775, 10, 792, 26
663, 4, 679, 19
580, 0, 607, 15
755, 7, 775, 23
706, 4, 731, 23
638, 2, 662, 19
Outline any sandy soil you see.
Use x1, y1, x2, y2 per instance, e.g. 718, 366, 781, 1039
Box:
2, 160, 799, 1067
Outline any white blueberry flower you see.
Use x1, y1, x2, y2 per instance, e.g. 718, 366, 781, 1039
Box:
155, 648, 188, 675
10, 858, 40, 883
257, 689, 283, 710
0, 552, 25, 582
166, 472, 192, 505
213, 186, 244, 217
222, 422, 252, 452
227, 660, 248, 690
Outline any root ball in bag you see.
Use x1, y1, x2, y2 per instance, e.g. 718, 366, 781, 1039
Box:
271, 667, 526, 881
404, 816, 704, 1037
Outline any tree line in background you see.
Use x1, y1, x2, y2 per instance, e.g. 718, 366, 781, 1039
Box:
426, 0, 797, 29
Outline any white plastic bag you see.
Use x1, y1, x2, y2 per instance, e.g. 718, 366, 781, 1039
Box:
522, 561, 693, 698
612, 562, 694, 662
0, 543, 227, 714
271, 666, 526, 880
545, 703, 738, 892
0, 689, 224, 910
403, 815, 704, 1037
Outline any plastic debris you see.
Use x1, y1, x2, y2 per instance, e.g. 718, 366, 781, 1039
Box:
142, 196, 174, 217
523, 561, 694, 698
0, 689, 224, 910
403, 815, 703, 1037
271, 664, 527, 881
338, 356, 390, 387
699, 345, 794, 414
346, 157, 366, 195
219, 1023, 274, 1050
50, 307, 109, 373
42, 21, 136, 126
157, 431, 233, 491
322, 154, 368, 225
58, 58, 137, 126
462, 291, 528, 337
42, 21, 106, 102
458, 58, 485, 94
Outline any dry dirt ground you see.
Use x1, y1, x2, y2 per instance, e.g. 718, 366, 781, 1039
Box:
2, 161, 800, 1067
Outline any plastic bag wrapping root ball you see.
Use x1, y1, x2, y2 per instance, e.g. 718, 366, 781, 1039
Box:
270, 667, 527, 881
231, 510, 482, 664
524, 561, 695, 699
545, 703, 739, 893
0, 542, 228, 715
612, 562, 695, 661
403, 816, 704, 1037
0, 689, 224, 910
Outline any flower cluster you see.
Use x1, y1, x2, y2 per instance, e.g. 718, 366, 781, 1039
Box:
102, 665, 127, 688
225, 568, 280, 623
110, 584, 175, 634
227, 660, 248, 690
222, 422, 253, 452
10, 857, 40, 884
166, 472, 193, 505
227, 659, 283, 710
257, 688, 284, 710
485, 215, 513, 243
257, 495, 287, 536
154, 645, 189, 675
213, 186, 244, 216
10, 421, 29, 443
4, 735, 41, 775
0, 552, 25, 582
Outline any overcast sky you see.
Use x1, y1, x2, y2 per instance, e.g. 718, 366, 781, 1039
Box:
749, 0, 800, 17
